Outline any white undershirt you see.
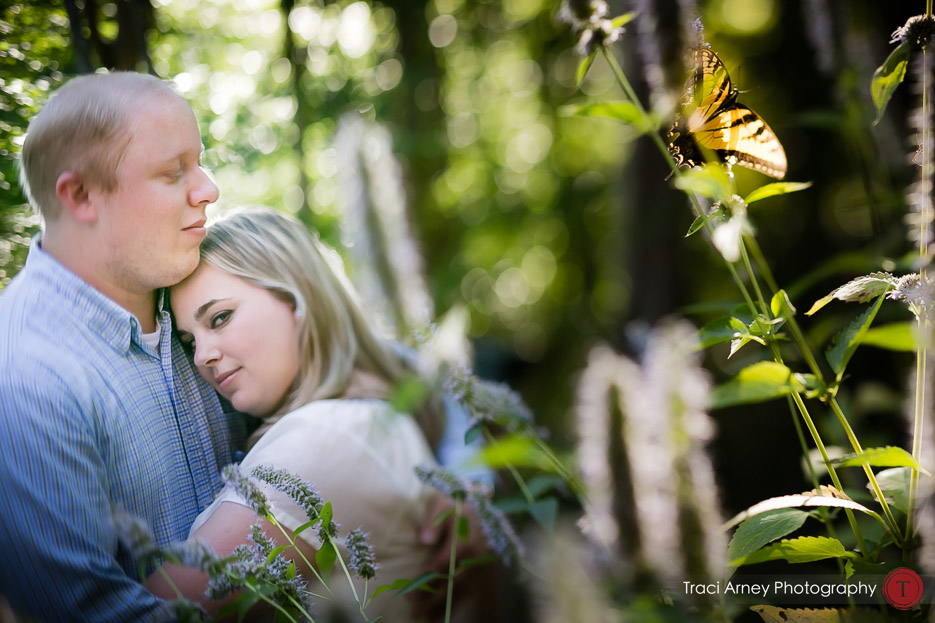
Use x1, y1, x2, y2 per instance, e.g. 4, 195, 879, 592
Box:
140, 320, 161, 352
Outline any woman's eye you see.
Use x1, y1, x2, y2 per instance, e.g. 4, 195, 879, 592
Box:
209, 310, 231, 329
180, 335, 195, 352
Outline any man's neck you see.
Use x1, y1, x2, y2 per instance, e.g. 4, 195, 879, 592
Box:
41, 231, 159, 333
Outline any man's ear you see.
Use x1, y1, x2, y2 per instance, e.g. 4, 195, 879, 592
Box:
55, 171, 98, 223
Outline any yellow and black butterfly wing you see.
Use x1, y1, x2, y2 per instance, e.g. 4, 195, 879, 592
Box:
668, 47, 788, 180
686, 47, 733, 130
669, 47, 735, 170
693, 103, 787, 179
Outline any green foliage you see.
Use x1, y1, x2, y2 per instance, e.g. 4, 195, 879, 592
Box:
727, 509, 809, 564
870, 41, 911, 123
731, 536, 854, 567
710, 361, 796, 408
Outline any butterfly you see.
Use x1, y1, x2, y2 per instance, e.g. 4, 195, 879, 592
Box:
667, 47, 787, 179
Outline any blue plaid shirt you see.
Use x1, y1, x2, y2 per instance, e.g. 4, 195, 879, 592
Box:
0, 242, 242, 622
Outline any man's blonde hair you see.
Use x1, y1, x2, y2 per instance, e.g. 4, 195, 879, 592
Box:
194, 206, 445, 449
20, 72, 181, 220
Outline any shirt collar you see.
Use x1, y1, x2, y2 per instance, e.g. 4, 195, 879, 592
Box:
25, 238, 165, 356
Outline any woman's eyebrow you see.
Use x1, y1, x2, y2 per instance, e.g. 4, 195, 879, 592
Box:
194, 298, 231, 321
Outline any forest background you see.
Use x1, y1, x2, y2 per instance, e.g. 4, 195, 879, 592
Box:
1, 0, 930, 606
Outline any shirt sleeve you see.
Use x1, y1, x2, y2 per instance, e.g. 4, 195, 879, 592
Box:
0, 371, 174, 622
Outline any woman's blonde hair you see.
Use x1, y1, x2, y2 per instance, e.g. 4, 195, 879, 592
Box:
197, 206, 444, 449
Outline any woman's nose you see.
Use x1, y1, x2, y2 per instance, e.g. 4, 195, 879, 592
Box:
193, 340, 220, 368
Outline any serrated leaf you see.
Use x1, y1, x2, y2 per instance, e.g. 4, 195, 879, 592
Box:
727, 509, 809, 564
710, 361, 794, 409
745, 181, 813, 204
724, 486, 879, 531
315, 541, 336, 579
673, 165, 733, 203
806, 273, 897, 315
576, 51, 596, 86
845, 557, 890, 578
826, 295, 885, 377
731, 536, 853, 566
752, 605, 886, 623
871, 41, 911, 124
860, 322, 915, 351
833, 446, 925, 472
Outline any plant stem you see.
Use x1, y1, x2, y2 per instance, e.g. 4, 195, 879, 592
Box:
788, 391, 870, 553
826, 398, 903, 543
907, 46, 932, 555
444, 499, 462, 623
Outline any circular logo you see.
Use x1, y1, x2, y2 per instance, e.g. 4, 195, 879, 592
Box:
883, 567, 924, 610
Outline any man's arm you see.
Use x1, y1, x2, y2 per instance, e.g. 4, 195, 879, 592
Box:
0, 375, 175, 622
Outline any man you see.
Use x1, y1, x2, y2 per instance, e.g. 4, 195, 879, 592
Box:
0, 72, 239, 621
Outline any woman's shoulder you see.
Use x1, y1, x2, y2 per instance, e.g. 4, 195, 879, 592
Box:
254, 398, 427, 452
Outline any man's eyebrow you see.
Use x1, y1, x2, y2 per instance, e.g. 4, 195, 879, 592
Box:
195, 298, 230, 321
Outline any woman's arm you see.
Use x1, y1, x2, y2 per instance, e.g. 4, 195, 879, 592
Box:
145, 501, 317, 617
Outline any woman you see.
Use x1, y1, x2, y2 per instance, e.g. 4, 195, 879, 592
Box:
151, 206, 448, 620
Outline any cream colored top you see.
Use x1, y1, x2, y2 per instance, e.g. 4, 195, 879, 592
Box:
191, 399, 438, 621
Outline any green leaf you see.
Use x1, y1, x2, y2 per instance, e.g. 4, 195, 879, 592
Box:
609, 11, 637, 30
724, 486, 881, 531
806, 272, 897, 315
293, 519, 316, 538
673, 164, 734, 203
455, 554, 497, 573
731, 536, 853, 567
699, 316, 746, 349
319, 501, 333, 527
727, 509, 810, 564
576, 51, 597, 86
770, 289, 795, 318
264, 545, 290, 567
745, 181, 813, 204
476, 434, 555, 471
825, 294, 886, 378
525, 474, 564, 498
527, 497, 558, 532
832, 446, 926, 472
389, 376, 430, 413
371, 571, 443, 598
315, 541, 337, 579
560, 102, 651, 132
686, 214, 707, 237
456, 515, 470, 542
710, 361, 794, 409
871, 41, 912, 124
869, 467, 912, 514
860, 322, 915, 351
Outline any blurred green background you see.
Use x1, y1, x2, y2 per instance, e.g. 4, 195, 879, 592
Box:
0, 0, 926, 522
